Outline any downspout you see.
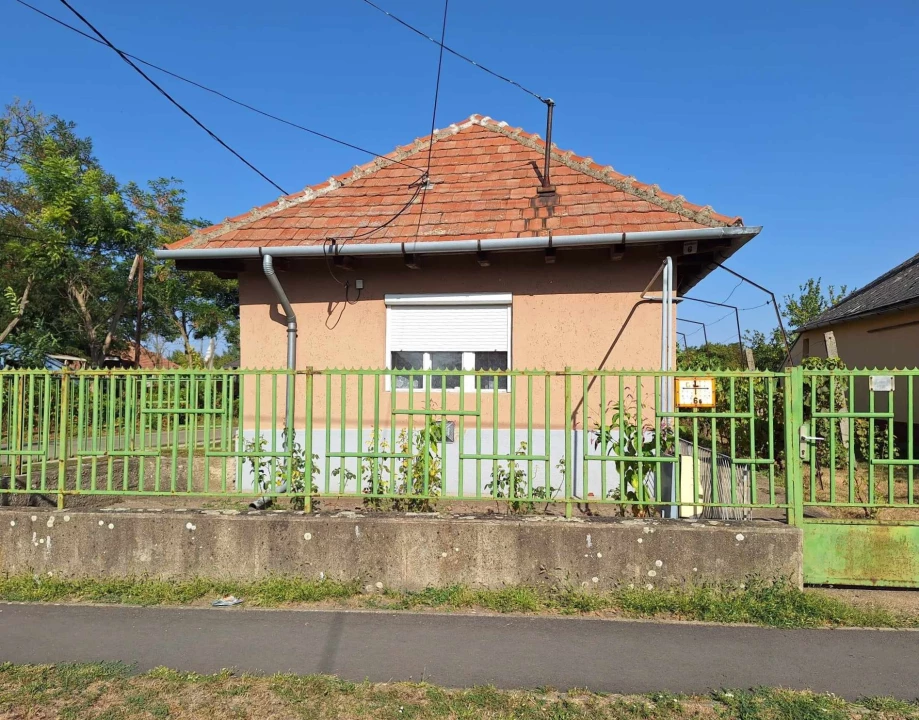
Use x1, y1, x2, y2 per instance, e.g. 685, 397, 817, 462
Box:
251, 252, 298, 509
662, 257, 673, 412
662, 257, 675, 519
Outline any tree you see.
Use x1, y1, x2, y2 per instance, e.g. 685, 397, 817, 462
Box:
677, 342, 742, 371
0, 100, 238, 366
124, 178, 238, 367
743, 328, 787, 372
783, 278, 848, 332
678, 277, 851, 372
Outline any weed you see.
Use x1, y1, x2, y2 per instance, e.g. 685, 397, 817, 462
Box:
486, 441, 558, 514
0, 576, 915, 629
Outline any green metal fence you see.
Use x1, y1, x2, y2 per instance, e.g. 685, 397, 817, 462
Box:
0, 367, 786, 518
5, 365, 919, 585
2, 366, 917, 522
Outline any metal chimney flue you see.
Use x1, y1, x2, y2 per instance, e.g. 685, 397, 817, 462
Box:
537, 99, 556, 195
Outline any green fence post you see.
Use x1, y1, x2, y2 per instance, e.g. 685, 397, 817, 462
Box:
785, 365, 804, 526
304, 370, 313, 514
56, 368, 70, 510
564, 367, 573, 519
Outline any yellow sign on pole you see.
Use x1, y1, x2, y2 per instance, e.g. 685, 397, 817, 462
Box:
675, 377, 716, 408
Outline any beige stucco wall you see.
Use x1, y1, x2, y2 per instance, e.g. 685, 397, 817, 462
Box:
239, 248, 675, 429
790, 306, 919, 424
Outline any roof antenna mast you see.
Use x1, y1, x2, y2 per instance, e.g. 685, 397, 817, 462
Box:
537, 99, 556, 194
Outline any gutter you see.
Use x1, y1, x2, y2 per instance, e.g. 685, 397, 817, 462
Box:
155, 226, 761, 262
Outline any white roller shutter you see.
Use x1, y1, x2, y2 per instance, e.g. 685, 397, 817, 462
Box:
386, 294, 511, 353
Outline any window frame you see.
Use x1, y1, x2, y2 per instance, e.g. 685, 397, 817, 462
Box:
384, 293, 512, 392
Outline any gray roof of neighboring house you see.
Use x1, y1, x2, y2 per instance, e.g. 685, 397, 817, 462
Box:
799, 251, 919, 331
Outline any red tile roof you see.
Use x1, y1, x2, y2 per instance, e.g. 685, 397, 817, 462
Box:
170, 115, 743, 251
110, 347, 179, 370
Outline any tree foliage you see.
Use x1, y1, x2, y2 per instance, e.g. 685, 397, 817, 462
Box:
0, 100, 237, 367
679, 277, 850, 372
783, 278, 848, 332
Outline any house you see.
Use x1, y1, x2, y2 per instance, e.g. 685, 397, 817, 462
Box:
156, 114, 760, 496
159, 114, 758, 374
103, 347, 179, 370
788, 250, 919, 427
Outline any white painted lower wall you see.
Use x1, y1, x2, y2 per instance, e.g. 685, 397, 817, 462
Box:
238, 428, 679, 516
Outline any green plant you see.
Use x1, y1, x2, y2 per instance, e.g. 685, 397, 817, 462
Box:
339, 424, 444, 512
486, 441, 557, 514
244, 429, 319, 510
595, 400, 674, 517
361, 433, 393, 510
395, 421, 443, 511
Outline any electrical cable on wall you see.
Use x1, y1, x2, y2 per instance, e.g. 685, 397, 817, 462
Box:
16, 0, 424, 174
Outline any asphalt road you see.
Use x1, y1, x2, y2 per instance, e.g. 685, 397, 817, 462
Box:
2, 604, 917, 699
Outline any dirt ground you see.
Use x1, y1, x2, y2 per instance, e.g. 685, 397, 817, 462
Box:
810, 586, 919, 615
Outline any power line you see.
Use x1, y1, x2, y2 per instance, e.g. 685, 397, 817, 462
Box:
425, 0, 449, 177
358, 0, 548, 104
16, 0, 423, 174
56, 0, 288, 195
413, 0, 449, 244
721, 277, 743, 304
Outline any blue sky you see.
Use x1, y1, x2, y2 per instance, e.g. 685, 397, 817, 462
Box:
3, 0, 918, 345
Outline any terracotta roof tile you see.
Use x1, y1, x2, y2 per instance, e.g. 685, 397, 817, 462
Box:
169, 114, 745, 251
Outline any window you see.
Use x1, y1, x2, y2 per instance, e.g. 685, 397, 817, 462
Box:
803, 338, 810, 358
386, 293, 511, 390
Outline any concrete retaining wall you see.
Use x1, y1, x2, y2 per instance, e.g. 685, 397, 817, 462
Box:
0, 510, 803, 591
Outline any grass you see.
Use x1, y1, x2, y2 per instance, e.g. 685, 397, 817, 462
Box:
1, 575, 917, 629
0, 662, 917, 719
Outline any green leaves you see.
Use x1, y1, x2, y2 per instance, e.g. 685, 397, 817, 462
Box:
1, 100, 237, 366
2, 286, 19, 316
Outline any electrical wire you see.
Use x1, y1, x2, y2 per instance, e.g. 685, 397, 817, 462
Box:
15, 0, 424, 174
357, 0, 547, 103
318, 0, 450, 287
413, 0, 449, 244
319, 178, 424, 288
56, 0, 288, 194
721, 277, 743, 304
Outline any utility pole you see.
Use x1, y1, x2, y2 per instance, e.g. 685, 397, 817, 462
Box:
134, 255, 144, 368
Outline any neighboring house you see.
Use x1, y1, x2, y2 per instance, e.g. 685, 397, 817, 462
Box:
0, 349, 87, 371
0, 346, 175, 370
156, 113, 760, 495
103, 347, 179, 370
788, 250, 919, 427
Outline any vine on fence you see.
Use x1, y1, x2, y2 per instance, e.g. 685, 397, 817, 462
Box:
332, 422, 445, 512
594, 400, 674, 518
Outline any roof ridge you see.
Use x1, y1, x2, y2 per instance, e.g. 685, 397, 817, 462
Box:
171, 113, 740, 250
800, 250, 919, 331
833, 250, 919, 306
474, 116, 739, 228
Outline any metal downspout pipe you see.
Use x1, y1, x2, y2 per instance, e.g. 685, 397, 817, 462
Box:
251, 252, 298, 509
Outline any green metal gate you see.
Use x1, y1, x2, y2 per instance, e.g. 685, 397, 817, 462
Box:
792, 366, 919, 587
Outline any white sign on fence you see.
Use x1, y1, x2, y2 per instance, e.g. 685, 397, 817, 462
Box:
675, 377, 716, 408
